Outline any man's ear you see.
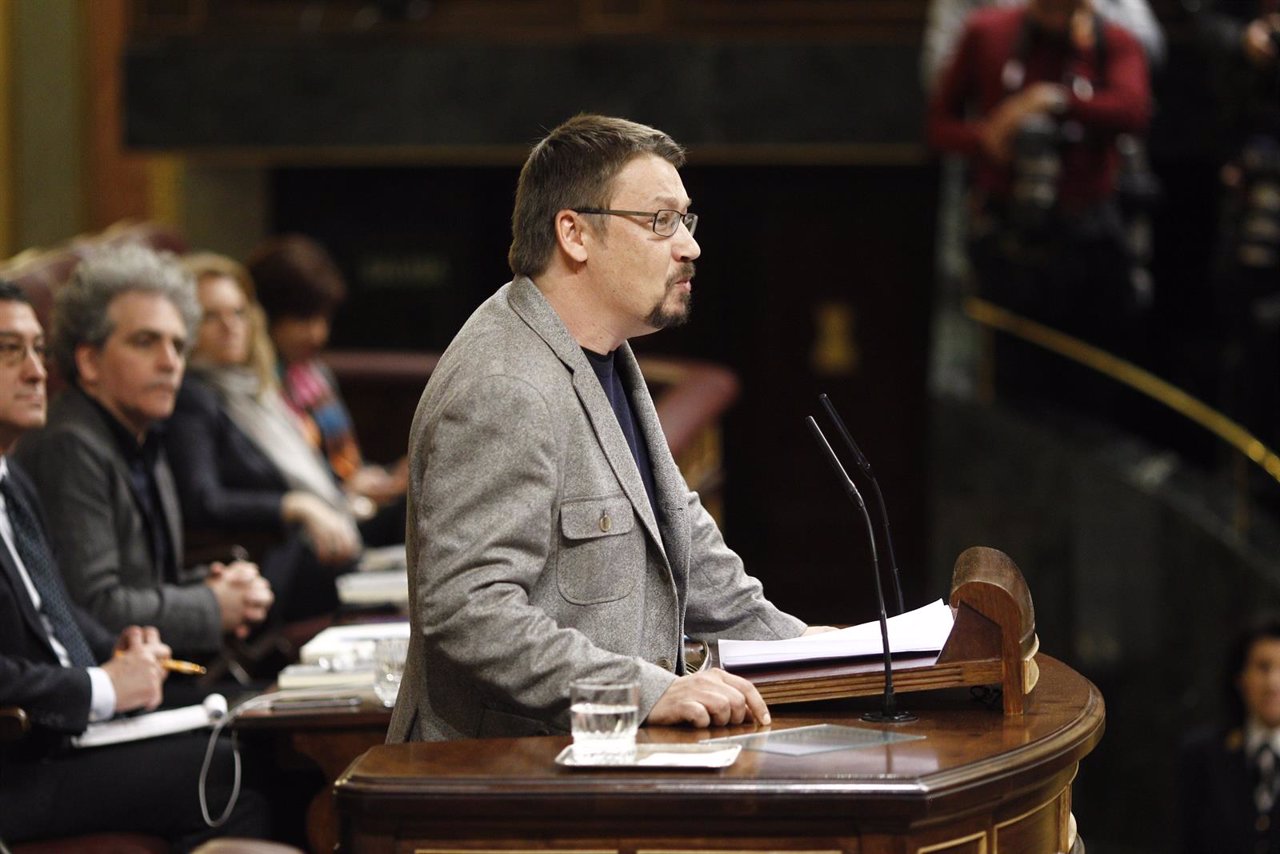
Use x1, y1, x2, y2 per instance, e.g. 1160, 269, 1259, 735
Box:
74, 343, 100, 387
554, 209, 590, 264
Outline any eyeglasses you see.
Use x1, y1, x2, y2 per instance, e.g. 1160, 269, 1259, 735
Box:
573, 208, 698, 238
0, 339, 45, 368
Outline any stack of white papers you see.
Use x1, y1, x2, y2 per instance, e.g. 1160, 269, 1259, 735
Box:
299, 620, 411, 668
337, 569, 408, 606
718, 599, 955, 669
277, 663, 376, 690
358, 544, 407, 573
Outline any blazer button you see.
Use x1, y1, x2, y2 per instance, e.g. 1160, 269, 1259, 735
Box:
656, 657, 674, 672
599, 511, 611, 533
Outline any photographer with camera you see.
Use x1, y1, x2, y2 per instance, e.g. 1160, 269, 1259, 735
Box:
928, 0, 1152, 408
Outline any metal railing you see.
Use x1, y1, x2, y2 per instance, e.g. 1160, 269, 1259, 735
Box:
965, 296, 1280, 533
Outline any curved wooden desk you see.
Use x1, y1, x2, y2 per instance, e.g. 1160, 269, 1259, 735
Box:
335, 655, 1102, 854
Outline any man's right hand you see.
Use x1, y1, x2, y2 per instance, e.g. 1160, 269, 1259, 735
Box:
101, 635, 164, 713
646, 667, 772, 728
206, 560, 274, 637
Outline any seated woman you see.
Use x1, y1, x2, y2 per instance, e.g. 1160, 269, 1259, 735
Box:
246, 234, 407, 545
165, 252, 363, 621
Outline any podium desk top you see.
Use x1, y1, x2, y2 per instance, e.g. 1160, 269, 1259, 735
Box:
335, 654, 1102, 829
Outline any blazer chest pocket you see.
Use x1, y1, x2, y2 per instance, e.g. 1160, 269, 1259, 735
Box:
557, 495, 643, 605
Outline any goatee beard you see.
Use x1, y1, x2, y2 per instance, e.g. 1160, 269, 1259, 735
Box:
646, 264, 694, 329
646, 290, 691, 330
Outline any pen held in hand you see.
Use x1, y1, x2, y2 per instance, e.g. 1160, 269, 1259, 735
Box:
161, 659, 207, 676
115, 650, 207, 676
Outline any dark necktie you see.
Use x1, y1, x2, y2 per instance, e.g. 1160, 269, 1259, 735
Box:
1257, 742, 1280, 814
0, 476, 96, 667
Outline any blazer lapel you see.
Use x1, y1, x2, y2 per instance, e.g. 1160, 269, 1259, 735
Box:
154, 454, 185, 570
616, 346, 689, 593
508, 278, 667, 561
0, 488, 65, 661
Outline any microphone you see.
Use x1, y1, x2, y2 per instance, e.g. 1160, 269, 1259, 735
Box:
806, 415, 915, 723
818, 394, 905, 616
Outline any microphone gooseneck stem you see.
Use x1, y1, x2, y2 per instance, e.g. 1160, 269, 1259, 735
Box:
866, 476, 904, 615
805, 417, 898, 720
818, 394, 906, 615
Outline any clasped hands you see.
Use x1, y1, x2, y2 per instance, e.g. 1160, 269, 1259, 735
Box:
205, 559, 273, 637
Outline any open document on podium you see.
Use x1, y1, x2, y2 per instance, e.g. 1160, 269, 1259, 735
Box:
718, 599, 955, 669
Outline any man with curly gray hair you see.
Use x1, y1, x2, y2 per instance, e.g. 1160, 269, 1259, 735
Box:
17, 244, 273, 656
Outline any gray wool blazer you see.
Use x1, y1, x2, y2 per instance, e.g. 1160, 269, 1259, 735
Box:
387, 277, 805, 743
14, 386, 222, 655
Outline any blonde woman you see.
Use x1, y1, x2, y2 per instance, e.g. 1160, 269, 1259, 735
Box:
164, 252, 361, 620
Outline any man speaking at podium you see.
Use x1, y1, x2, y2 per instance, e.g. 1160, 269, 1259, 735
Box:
389, 114, 825, 743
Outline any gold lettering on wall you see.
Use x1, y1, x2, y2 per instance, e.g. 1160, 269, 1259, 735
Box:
811, 301, 859, 377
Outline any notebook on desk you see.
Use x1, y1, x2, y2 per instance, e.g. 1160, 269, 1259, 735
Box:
72, 694, 227, 749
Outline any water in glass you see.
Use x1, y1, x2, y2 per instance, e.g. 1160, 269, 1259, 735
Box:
570, 679, 639, 763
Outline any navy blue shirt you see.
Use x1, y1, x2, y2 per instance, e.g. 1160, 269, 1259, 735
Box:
583, 348, 657, 512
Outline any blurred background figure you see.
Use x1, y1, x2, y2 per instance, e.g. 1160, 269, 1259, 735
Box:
165, 253, 362, 623
927, 0, 1153, 409
921, 0, 1163, 400
1179, 614, 1280, 854
1189, 0, 1280, 449
923, 0, 1165, 86
247, 234, 407, 547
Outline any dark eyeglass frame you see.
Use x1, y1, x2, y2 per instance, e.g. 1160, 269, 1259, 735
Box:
0, 338, 45, 368
573, 208, 698, 238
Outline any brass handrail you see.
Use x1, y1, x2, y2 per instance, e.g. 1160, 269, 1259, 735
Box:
964, 296, 1280, 490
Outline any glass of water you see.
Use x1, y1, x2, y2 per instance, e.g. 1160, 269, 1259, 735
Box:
569, 676, 639, 764
373, 637, 409, 708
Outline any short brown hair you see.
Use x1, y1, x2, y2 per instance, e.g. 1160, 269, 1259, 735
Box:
246, 234, 348, 321
508, 114, 686, 278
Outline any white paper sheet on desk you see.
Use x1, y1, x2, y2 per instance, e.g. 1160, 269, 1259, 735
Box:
718, 599, 955, 669
299, 620, 410, 666
337, 569, 408, 606
357, 544, 407, 573
71, 694, 227, 749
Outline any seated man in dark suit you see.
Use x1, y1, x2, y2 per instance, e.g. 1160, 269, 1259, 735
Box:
15, 245, 273, 658
0, 280, 268, 847
1179, 613, 1280, 854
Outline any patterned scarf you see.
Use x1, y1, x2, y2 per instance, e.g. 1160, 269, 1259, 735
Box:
279, 359, 363, 484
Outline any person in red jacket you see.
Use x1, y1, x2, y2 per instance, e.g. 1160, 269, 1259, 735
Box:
928, 0, 1151, 365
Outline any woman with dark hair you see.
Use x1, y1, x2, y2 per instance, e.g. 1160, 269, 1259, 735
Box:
246, 234, 407, 524
164, 252, 363, 621
1178, 613, 1280, 853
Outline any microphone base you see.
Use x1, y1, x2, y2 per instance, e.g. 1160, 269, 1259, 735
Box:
861, 709, 918, 724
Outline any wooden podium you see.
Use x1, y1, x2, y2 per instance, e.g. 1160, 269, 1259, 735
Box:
731, 546, 1040, 715
335, 549, 1103, 854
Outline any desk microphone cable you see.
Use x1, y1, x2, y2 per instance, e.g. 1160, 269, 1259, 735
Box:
197, 688, 353, 827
